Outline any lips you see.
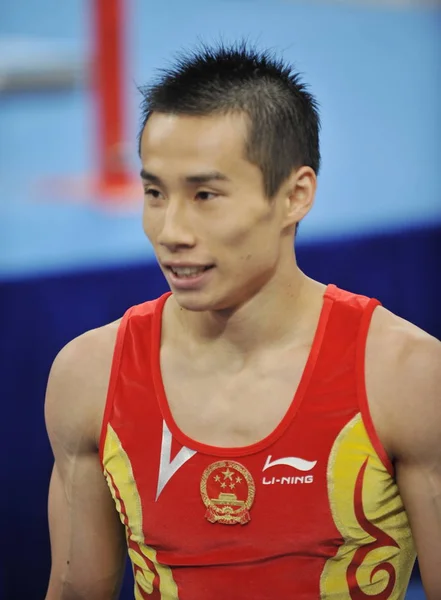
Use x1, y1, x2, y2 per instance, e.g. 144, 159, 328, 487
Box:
164, 263, 215, 291
169, 265, 212, 278
163, 262, 215, 279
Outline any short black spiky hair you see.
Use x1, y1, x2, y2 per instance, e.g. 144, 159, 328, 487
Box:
138, 42, 321, 198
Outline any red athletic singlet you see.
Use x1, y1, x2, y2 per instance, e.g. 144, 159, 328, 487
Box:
99, 284, 416, 599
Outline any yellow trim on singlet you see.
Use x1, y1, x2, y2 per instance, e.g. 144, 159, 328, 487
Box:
320, 414, 415, 599
102, 424, 180, 600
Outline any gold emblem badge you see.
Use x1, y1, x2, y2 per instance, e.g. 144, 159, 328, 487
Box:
200, 460, 255, 525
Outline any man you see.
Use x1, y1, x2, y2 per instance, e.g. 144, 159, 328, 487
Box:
45, 43, 441, 599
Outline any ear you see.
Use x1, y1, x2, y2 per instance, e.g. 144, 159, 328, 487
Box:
281, 166, 316, 229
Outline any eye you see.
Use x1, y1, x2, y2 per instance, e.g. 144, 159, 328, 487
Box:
196, 191, 217, 201
144, 187, 162, 199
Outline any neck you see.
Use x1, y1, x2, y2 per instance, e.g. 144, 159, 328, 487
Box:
171, 261, 326, 357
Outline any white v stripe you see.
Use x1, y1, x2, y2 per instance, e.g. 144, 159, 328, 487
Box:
156, 421, 196, 501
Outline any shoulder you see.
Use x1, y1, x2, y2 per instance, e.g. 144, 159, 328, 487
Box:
367, 305, 440, 387
365, 306, 441, 462
45, 319, 122, 452
50, 319, 121, 378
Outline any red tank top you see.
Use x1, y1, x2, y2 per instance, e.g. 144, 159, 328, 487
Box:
99, 284, 415, 599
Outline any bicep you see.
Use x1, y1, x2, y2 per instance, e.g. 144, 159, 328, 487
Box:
396, 459, 441, 598
46, 450, 126, 600
44, 330, 125, 600
387, 332, 441, 599
366, 312, 441, 598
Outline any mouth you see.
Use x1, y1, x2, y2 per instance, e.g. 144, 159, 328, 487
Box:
166, 265, 214, 279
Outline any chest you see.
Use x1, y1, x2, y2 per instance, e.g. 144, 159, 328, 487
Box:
104, 408, 399, 570
160, 346, 310, 447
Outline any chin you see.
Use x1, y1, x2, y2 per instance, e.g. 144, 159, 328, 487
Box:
173, 287, 246, 314
172, 286, 240, 313
171, 290, 216, 312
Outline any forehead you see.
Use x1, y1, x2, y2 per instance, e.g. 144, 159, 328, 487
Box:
140, 113, 256, 180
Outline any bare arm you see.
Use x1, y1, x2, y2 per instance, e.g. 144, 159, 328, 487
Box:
45, 326, 126, 600
367, 310, 441, 599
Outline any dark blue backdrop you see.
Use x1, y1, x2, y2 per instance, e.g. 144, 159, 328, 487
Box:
1, 224, 439, 600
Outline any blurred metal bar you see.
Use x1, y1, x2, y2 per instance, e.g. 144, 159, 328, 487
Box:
0, 38, 86, 93
93, 0, 131, 190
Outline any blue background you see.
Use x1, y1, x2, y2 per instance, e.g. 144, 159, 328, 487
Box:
0, 0, 439, 598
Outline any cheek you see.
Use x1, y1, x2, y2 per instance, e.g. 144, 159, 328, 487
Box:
212, 204, 267, 245
142, 205, 161, 242
219, 220, 280, 275
219, 208, 279, 254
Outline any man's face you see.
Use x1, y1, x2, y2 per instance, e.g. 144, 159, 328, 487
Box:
140, 112, 290, 312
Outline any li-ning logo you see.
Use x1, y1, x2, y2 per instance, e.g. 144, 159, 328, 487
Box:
262, 454, 317, 486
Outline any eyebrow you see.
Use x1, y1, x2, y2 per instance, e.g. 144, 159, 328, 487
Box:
140, 169, 231, 186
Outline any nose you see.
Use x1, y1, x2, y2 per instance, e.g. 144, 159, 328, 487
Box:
157, 201, 196, 251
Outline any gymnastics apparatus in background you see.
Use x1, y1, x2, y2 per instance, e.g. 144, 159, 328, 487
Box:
0, 0, 139, 205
